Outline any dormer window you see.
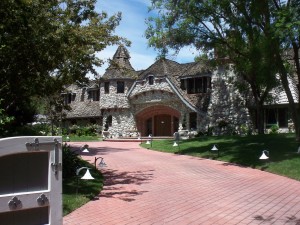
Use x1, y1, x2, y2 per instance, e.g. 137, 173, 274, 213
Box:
148, 75, 154, 85
88, 89, 100, 101
117, 81, 125, 93
63, 93, 75, 105
181, 76, 211, 94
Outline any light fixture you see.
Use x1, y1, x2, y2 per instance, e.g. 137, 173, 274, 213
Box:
66, 136, 70, 142
211, 144, 219, 157
76, 167, 94, 180
211, 145, 218, 151
146, 134, 152, 145
76, 167, 94, 196
81, 144, 89, 153
173, 132, 180, 147
94, 157, 107, 168
259, 150, 269, 160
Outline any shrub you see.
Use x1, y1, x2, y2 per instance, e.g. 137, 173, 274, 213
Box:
62, 143, 81, 179
269, 124, 279, 134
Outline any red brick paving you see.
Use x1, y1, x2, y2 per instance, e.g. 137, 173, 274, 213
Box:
63, 142, 300, 225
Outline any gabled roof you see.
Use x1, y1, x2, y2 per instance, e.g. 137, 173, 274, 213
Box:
138, 58, 189, 78
102, 45, 138, 80
180, 60, 212, 78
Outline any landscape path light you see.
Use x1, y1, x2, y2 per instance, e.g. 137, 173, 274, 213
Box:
173, 132, 179, 147
81, 144, 89, 153
259, 150, 270, 168
259, 150, 269, 160
94, 156, 107, 169
211, 144, 219, 157
76, 167, 94, 196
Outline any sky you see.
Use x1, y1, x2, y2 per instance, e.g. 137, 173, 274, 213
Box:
94, 0, 197, 76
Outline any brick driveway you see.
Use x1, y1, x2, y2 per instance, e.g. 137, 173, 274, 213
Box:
63, 142, 300, 225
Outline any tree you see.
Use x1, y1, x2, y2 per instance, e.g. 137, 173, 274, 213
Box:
0, 0, 126, 126
271, 0, 300, 140
146, 0, 279, 134
0, 100, 14, 137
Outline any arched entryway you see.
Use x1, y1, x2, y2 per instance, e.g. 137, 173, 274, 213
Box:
136, 105, 180, 136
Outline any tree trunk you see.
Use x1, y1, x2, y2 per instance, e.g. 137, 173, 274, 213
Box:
276, 54, 300, 141
256, 103, 265, 134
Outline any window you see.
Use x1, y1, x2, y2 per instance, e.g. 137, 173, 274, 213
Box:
63, 93, 75, 105
117, 81, 125, 93
148, 75, 154, 85
104, 115, 112, 131
182, 76, 211, 94
88, 89, 99, 101
104, 82, 109, 94
80, 88, 85, 101
266, 108, 288, 128
180, 79, 186, 90
189, 112, 197, 130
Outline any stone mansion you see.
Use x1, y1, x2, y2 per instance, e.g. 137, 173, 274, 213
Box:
62, 45, 294, 137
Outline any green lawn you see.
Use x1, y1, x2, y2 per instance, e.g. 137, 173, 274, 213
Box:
141, 133, 300, 181
62, 166, 103, 216
63, 135, 101, 142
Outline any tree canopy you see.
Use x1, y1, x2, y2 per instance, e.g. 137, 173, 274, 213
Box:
0, 0, 125, 126
146, 0, 300, 136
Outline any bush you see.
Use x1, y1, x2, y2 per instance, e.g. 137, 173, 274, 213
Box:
269, 124, 279, 134
62, 143, 81, 179
68, 124, 101, 137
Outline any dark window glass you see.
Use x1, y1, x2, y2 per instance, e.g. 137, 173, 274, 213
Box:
148, 76, 154, 85
189, 112, 197, 130
117, 81, 125, 93
180, 79, 186, 90
104, 82, 109, 94
88, 90, 99, 101
187, 79, 195, 94
278, 108, 288, 127
186, 77, 211, 94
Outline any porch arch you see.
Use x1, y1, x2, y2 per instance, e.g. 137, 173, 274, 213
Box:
136, 105, 181, 136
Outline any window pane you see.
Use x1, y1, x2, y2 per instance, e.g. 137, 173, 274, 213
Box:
104, 82, 109, 94
187, 79, 194, 94
148, 76, 154, 85
117, 81, 124, 93
195, 78, 202, 93
180, 79, 186, 90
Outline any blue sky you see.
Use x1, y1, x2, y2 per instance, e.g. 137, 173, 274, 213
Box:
95, 0, 197, 76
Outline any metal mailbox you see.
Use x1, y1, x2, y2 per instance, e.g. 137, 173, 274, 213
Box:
0, 136, 62, 225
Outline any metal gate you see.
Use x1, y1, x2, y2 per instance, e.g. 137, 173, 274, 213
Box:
0, 136, 62, 225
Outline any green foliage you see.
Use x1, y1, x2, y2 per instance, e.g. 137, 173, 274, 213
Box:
146, 0, 299, 135
62, 144, 103, 215
62, 143, 81, 179
0, 100, 14, 137
68, 124, 101, 136
0, 0, 127, 126
269, 124, 279, 134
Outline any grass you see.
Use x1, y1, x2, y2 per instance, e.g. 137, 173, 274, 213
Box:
141, 133, 300, 181
63, 135, 101, 142
62, 161, 103, 216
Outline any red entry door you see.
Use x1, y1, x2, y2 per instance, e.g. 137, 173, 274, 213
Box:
154, 114, 171, 136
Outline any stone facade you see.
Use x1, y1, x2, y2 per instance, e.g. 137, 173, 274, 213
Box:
63, 45, 296, 137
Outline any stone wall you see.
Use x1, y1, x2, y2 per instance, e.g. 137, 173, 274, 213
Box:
102, 109, 136, 138
130, 77, 173, 96
100, 80, 133, 109
207, 66, 251, 135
